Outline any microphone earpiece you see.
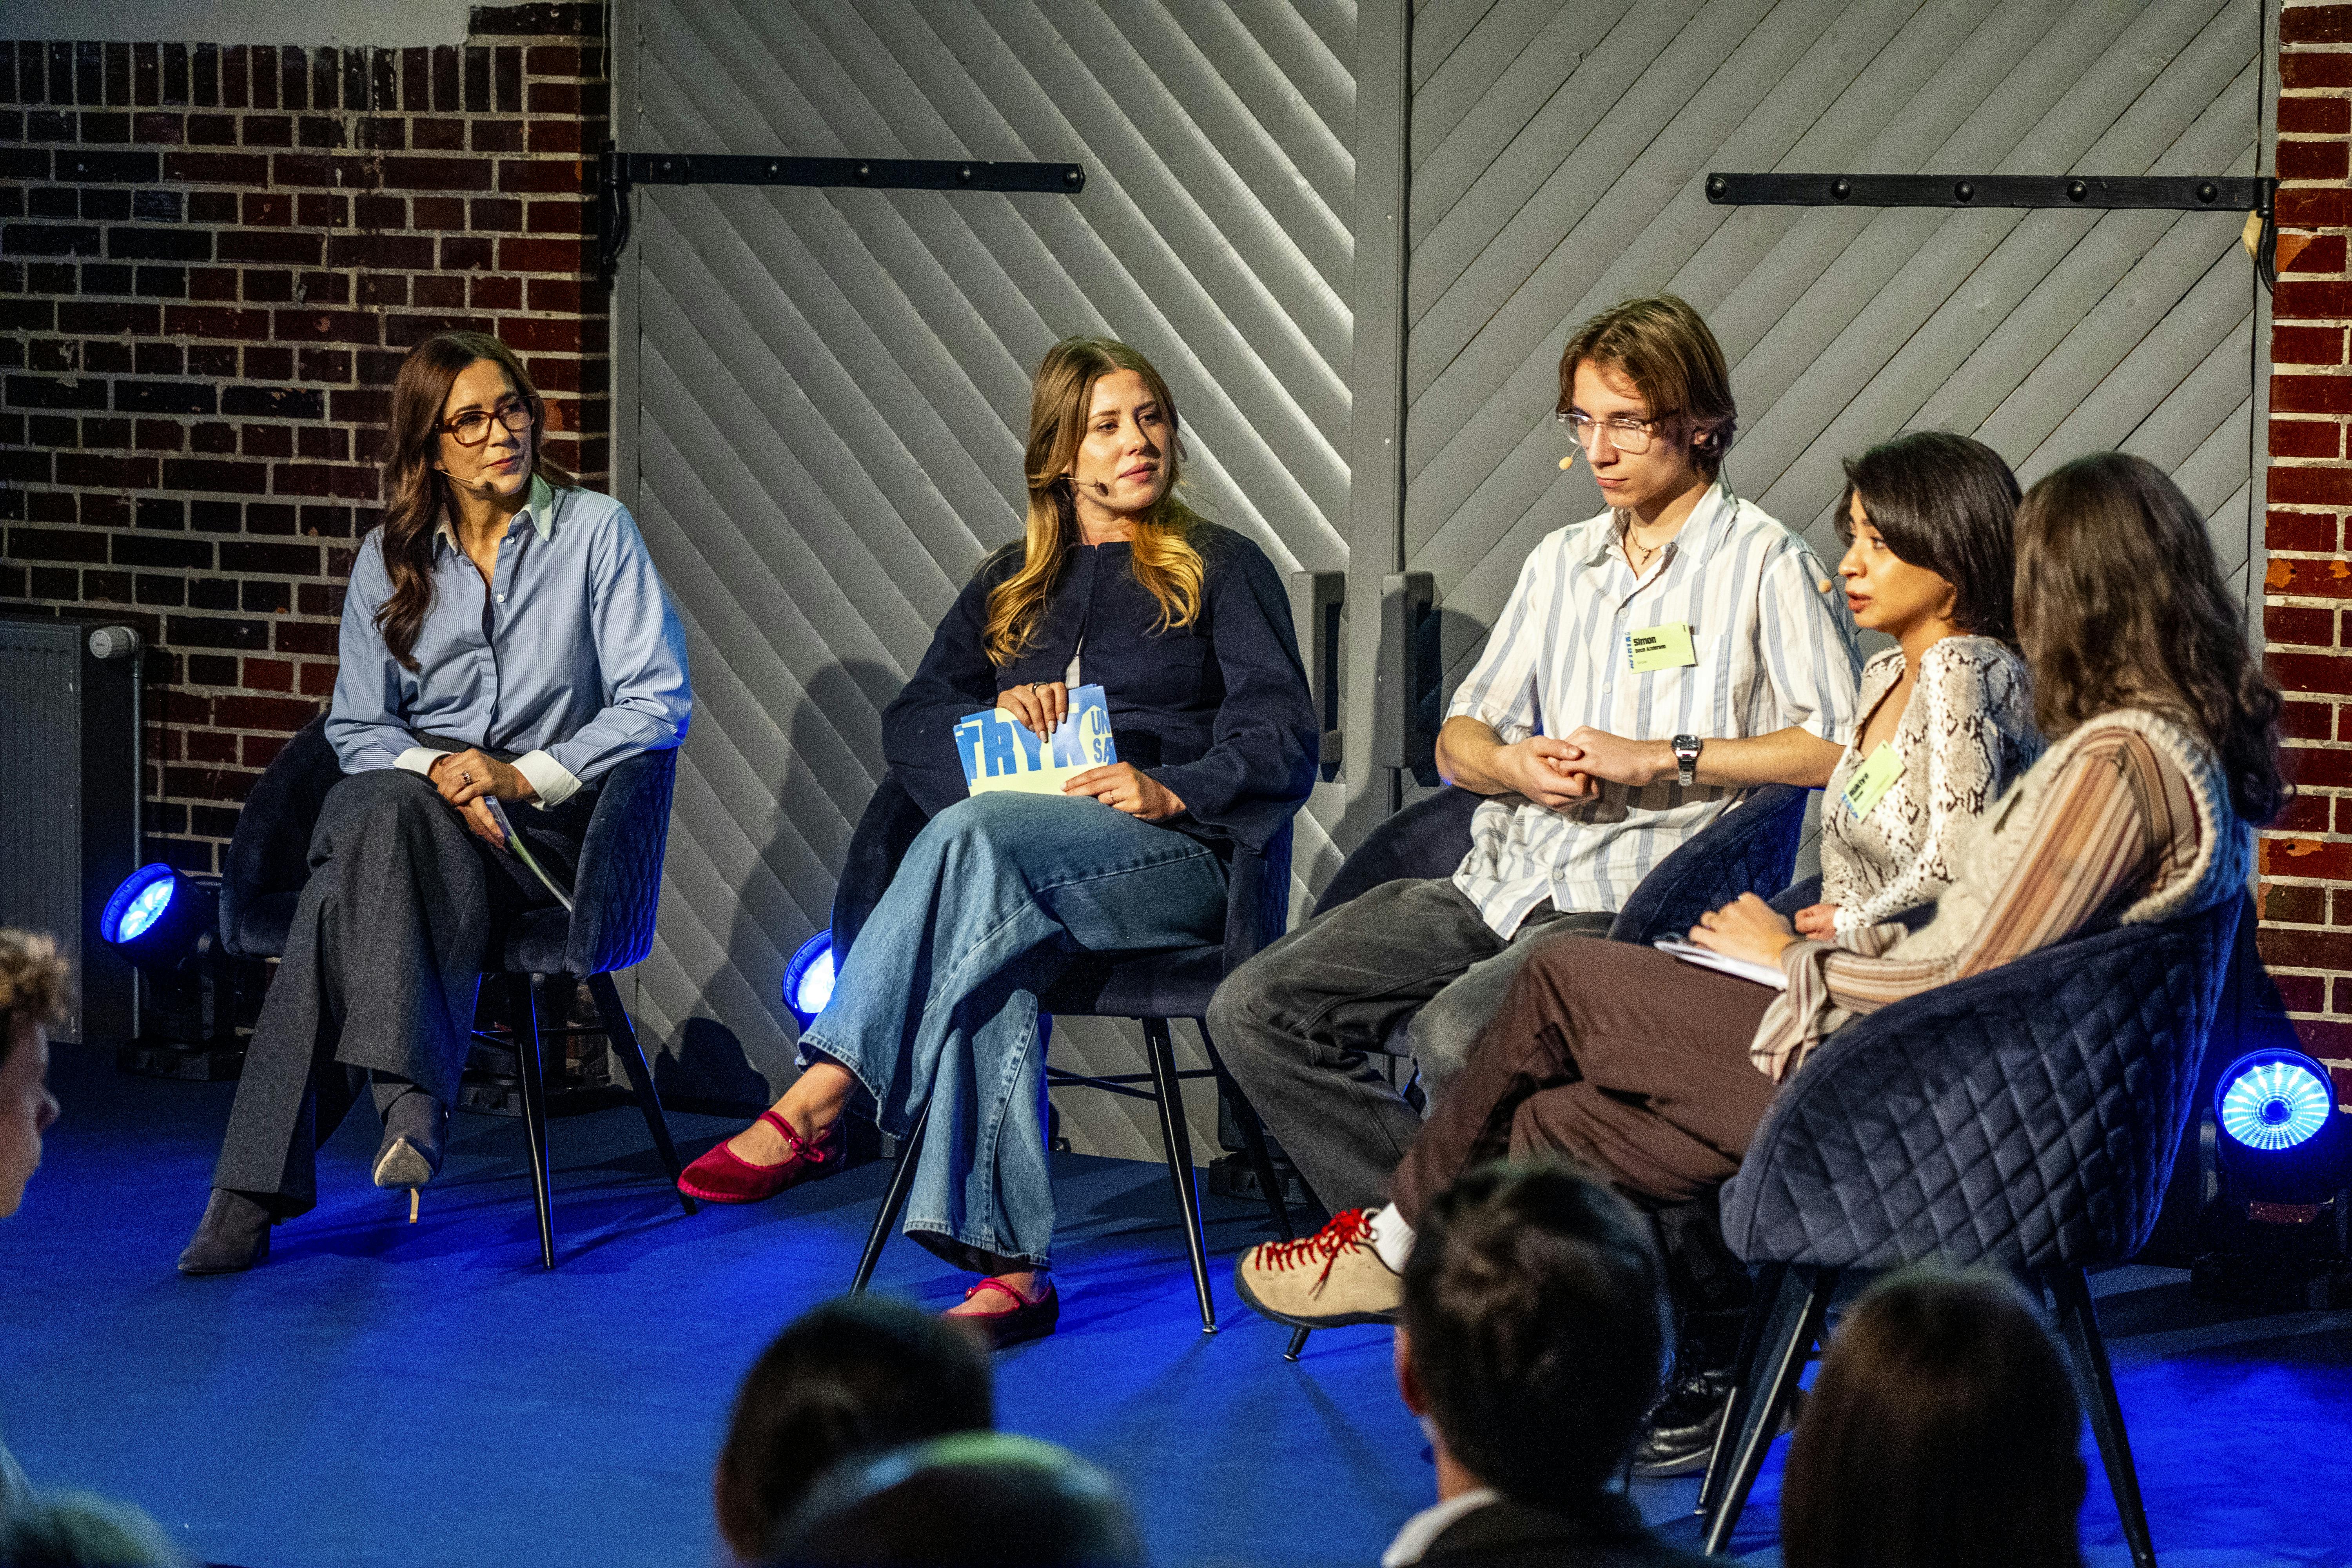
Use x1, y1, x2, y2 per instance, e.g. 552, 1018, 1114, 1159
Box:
1558, 454, 1576, 471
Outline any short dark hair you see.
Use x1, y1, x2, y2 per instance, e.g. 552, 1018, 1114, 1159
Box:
715, 1295, 994, 1560
773, 1432, 1143, 1567
1401, 1161, 1668, 1505
1835, 431, 2022, 643
1781, 1268, 2086, 1568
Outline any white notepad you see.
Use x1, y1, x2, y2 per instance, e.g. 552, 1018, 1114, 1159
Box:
1652, 936, 1787, 990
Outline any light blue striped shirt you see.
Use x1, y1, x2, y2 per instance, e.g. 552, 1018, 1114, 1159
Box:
327, 480, 692, 804
1446, 482, 1860, 936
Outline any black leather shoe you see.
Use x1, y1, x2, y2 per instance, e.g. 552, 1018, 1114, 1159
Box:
1631, 1370, 1804, 1477
177, 1188, 274, 1275
371, 1088, 448, 1192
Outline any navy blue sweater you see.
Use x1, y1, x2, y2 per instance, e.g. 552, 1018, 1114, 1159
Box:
881, 523, 1317, 853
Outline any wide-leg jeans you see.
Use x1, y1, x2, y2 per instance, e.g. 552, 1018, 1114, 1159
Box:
799, 792, 1228, 1270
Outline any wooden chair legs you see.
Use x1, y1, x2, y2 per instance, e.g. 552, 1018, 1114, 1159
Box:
505, 974, 557, 1271
2051, 1266, 2159, 1568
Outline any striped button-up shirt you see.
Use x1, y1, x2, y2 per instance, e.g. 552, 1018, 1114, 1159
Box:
1447, 482, 1860, 936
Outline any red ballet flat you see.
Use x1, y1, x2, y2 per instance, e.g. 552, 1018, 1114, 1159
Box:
677, 1111, 842, 1204
949, 1276, 1060, 1351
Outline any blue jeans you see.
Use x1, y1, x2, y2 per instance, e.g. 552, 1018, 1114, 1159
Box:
800, 792, 1228, 1270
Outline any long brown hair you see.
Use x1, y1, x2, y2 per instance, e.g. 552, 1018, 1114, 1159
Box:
1781, 1269, 2086, 1568
2014, 452, 2286, 822
982, 337, 1206, 667
374, 332, 575, 670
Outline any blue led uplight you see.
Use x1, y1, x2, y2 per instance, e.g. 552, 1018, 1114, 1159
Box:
116, 878, 175, 941
102, 864, 181, 947
2218, 1056, 2335, 1152
783, 930, 836, 1028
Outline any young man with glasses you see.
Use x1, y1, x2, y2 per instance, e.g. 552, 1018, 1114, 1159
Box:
1211, 296, 1857, 1463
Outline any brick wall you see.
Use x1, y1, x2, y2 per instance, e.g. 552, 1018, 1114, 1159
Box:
2264, 1, 2352, 1105
0, 4, 608, 875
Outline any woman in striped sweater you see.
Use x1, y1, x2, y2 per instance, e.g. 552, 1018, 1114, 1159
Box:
1388, 448, 2281, 1235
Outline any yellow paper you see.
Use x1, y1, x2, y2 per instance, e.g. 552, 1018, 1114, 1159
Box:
1625, 622, 1697, 673
1841, 741, 1904, 819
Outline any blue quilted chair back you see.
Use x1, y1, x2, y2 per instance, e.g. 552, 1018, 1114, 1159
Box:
1309, 782, 1811, 940
1721, 893, 2246, 1272
499, 745, 678, 978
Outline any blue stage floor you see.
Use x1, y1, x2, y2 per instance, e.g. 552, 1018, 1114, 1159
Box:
3, 1043, 2348, 1568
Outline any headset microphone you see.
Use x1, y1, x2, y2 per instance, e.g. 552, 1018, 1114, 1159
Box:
1558, 454, 1576, 471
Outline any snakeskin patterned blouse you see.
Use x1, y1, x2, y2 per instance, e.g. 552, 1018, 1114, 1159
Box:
1818, 635, 2040, 942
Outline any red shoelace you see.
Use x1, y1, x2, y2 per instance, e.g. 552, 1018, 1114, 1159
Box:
1253, 1207, 1376, 1289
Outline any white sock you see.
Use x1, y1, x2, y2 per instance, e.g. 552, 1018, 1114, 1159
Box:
1367, 1204, 1416, 1273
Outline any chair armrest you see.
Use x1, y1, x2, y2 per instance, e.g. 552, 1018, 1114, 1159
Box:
1312, 786, 1482, 916
564, 746, 679, 977
1720, 897, 2242, 1272
1223, 818, 1294, 973
1607, 785, 1809, 946
219, 714, 341, 958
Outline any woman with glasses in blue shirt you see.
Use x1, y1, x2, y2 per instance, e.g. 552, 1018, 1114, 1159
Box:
178, 331, 693, 1273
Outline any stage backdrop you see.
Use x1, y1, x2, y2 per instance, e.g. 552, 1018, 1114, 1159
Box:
607, 0, 2270, 1156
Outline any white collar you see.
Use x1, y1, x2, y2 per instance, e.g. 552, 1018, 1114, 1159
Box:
1381, 1488, 1499, 1568
435, 474, 559, 552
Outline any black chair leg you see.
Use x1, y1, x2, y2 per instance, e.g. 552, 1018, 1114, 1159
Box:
1284, 1326, 1310, 1361
1198, 1023, 1292, 1242
1143, 1016, 1217, 1333
2051, 1266, 2158, 1568
506, 973, 557, 1270
851, 1103, 929, 1294
1697, 1261, 1786, 1519
587, 971, 696, 1216
1702, 1265, 1836, 1556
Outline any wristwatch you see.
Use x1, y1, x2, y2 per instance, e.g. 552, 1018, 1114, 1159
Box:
1672, 734, 1702, 788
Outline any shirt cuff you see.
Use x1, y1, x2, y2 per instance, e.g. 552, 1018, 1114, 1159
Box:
513, 749, 583, 808
394, 747, 445, 778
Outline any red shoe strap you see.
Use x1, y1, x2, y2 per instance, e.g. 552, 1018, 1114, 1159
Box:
963, 1276, 1050, 1311
757, 1109, 829, 1163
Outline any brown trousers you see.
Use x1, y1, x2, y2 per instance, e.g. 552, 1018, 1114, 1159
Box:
1389, 938, 1782, 1223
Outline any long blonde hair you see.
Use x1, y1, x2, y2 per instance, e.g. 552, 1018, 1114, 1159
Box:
983, 337, 1207, 667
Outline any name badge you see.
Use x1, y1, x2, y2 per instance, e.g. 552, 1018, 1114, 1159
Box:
1841, 742, 1904, 819
1625, 622, 1697, 673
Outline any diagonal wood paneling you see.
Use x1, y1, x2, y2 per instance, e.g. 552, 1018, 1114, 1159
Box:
621, 0, 1356, 1159
1406, 0, 2265, 704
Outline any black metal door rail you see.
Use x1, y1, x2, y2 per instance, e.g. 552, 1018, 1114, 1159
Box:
1704, 173, 2282, 289
595, 145, 1087, 284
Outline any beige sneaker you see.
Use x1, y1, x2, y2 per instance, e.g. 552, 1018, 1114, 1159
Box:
1232, 1208, 1403, 1328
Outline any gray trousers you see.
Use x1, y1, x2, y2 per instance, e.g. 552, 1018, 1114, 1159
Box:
1206, 877, 1612, 1216
212, 768, 586, 1213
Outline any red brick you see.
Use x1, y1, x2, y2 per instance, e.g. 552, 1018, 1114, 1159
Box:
241, 191, 295, 227
2266, 554, 2352, 598
2270, 603, 2337, 645
2272, 418, 2345, 459
2268, 510, 2339, 552
526, 45, 586, 74
242, 658, 295, 692
2272, 790, 2335, 834
2291, 236, 2350, 275
472, 122, 526, 154
189, 269, 240, 302
2281, 138, 2351, 182
274, 310, 381, 345
2265, 878, 2333, 924
210, 693, 321, 731
440, 235, 494, 270
163, 765, 258, 803
216, 230, 325, 265
165, 305, 272, 339
274, 621, 337, 655
2289, 1016, 2352, 1057
526, 199, 590, 234
498, 158, 586, 194
2269, 466, 2352, 505
164, 150, 269, 183
242, 732, 291, 769
499, 315, 594, 351
529, 119, 584, 154
162, 457, 269, 493
2279, 188, 2352, 234
2283, 96, 2351, 135
379, 156, 494, 191
2274, 326, 2346, 366
2277, 973, 2329, 1012
470, 275, 522, 310
2271, 650, 2352, 695
2272, 374, 2352, 415
2287, 746, 2352, 790
2284, 52, 2352, 89
2282, 5, 2352, 43
328, 232, 434, 268
2285, 698, 2339, 742
413, 118, 466, 152
2259, 923, 2352, 969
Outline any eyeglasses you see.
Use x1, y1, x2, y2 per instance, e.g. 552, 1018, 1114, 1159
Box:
1554, 409, 1675, 455
441, 399, 535, 447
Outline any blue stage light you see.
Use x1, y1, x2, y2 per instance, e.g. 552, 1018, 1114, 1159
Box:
783, 930, 836, 1028
113, 871, 176, 942
2218, 1052, 2336, 1153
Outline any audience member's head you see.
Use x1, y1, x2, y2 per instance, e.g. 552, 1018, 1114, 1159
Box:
715, 1294, 995, 1562
0, 929, 69, 1218
1781, 1268, 2086, 1568
1395, 1160, 1669, 1508
772, 1431, 1143, 1567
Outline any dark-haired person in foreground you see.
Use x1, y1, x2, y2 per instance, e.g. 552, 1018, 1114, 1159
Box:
1374, 452, 2281, 1471
714, 1296, 993, 1564
773, 1432, 1143, 1568
1386, 1161, 1710, 1568
178, 331, 692, 1273
1781, 1269, 2087, 1568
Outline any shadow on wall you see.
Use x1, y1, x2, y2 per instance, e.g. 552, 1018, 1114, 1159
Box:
654, 657, 903, 1116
